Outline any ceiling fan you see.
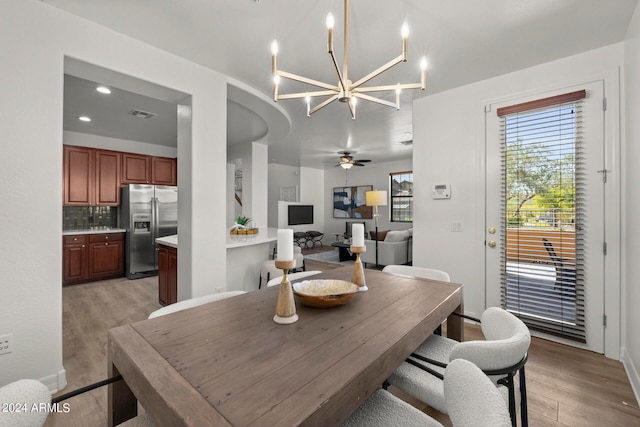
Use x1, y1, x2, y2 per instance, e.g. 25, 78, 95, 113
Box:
335, 151, 371, 169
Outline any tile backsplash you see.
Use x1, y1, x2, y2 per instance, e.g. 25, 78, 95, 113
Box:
63, 206, 118, 230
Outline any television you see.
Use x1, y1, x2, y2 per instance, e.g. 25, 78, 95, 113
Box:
288, 205, 314, 226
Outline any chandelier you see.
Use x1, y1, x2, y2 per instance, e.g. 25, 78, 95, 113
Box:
271, 0, 427, 120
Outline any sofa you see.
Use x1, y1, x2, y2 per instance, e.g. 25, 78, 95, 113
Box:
361, 229, 412, 267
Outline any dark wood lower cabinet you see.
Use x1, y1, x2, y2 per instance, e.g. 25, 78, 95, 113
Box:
158, 244, 177, 305
63, 235, 89, 283
63, 233, 124, 285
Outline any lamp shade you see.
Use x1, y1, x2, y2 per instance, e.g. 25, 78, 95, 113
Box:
366, 190, 387, 207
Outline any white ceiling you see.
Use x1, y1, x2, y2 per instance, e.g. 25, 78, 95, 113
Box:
48, 0, 637, 169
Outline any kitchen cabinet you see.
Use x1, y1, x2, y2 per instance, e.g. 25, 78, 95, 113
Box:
95, 150, 121, 205
63, 145, 93, 205
63, 145, 121, 206
63, 235, 89, 284
88, 233, 124, 279
63, 232, 124, 285
122, 153, 177, 186
151, 156, 177, 186
158, 244, 177, 305
121, 153, 151, 184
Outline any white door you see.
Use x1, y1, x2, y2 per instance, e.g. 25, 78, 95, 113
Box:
485, 81, 605, 352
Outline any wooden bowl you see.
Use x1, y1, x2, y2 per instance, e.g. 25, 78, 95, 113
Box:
293, 279, 359, 308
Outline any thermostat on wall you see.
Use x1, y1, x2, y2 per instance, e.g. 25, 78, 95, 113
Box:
432, 184, 451, 199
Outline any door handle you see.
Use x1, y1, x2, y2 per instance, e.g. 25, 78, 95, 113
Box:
488, 240, 496, 248
488, 227, 496, 234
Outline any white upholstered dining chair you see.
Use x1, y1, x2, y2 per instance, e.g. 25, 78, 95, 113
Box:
342, 358, 511, 427
382, 264, 451, 282
386, 307, 530, 427
0, 379, 153, 427
148, 291, 246, 319
266, 270, 322, 287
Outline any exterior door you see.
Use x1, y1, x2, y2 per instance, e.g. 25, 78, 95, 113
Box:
485, 81, 605, 352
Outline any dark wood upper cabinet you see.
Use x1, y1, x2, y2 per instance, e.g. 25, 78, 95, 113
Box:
64, 145, 177, 207
95, 150, 121, 205
152, 156, 177, 186
64, 145, 94, 205
121, 153, 151, 184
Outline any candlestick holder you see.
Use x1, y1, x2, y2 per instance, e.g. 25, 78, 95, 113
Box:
350, 246, 367, 291
273, 259, 299, 324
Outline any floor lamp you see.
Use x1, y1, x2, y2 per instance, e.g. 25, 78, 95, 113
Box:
366, 190, 387, 269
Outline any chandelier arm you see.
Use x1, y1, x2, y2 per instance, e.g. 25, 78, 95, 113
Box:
352, 93, 397, 109
328, 50, 348, 94
354, 82, 424, 93
350, 55, 404, 89
308, 94, 340, 115
277, 70, 337, 91
277, 90, 337, 100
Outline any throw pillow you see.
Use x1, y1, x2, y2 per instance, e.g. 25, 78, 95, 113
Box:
369, 230, 389, 241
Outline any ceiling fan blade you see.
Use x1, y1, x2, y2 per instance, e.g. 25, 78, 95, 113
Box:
353, 163, 365, 166
355, 159, 371, 163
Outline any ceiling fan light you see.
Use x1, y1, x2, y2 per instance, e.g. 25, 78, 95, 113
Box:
340, 162, 354, 170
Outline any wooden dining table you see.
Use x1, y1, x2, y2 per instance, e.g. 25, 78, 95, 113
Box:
108, 265, 464, 427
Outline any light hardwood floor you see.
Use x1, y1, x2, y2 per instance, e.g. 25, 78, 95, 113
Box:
45, 255, 639, 426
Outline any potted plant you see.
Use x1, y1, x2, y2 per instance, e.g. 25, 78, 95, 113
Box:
343, 232, 351, 244
230, 216, 258, 234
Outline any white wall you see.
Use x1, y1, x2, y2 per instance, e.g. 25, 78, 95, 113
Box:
0, 0, 227, 391
228, 141, 269, 230
268, 164, 300, 227
623, 2, 640, 402
413, 44, 623, 358
276, 167, 325, 231
323, 159, 413, 242
64, 131, 178, 158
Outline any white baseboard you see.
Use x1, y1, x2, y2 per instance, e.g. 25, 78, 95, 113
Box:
621, 346, 640, 407
39, 368, 67, 394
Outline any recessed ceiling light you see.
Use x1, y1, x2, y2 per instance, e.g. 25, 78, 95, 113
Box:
96, 86, 111, 94
78, 116, 91, 122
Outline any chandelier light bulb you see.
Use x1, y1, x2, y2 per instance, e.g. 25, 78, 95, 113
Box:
420, 57, 427, 70
273, 75, 280, 85
401, 22, 409, 39
326, 13, 335, 29
271, 40, 279, 55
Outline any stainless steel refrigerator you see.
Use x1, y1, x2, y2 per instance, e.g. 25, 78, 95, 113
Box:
120, 184, 177, 279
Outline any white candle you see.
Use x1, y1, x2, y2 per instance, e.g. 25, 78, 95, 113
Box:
277, 229, 294, 261
352, 223, 364, 247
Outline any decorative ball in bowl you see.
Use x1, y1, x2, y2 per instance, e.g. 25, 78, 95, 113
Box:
292, 279, 359, 308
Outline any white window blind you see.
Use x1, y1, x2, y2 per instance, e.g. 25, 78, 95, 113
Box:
498, 90, 586, 342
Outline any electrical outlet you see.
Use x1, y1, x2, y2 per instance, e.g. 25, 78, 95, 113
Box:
214, 287, 224, 294
0, 334, 12, 355
451, 222, 463, 232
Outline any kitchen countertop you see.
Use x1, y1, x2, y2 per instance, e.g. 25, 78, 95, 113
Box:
156, 235, 178, 249
153, 229, 278, 251
63, 228, 127, 236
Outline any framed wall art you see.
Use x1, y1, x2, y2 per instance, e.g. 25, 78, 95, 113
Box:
333, 185, 373, 219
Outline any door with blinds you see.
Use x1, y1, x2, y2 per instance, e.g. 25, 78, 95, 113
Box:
485, 81, 605, 352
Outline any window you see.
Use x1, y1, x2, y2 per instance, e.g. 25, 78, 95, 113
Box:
390, 171, 413, 222
497, 90, 586, 341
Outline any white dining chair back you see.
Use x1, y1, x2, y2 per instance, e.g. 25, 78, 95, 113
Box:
342, 358, 512, 427
382, 265, 451, 282
444, 359, 512, 427
386, 306, 530, 422
266, 270, 322, 287
0, 379, 50, 427
148, 291, 246, 319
